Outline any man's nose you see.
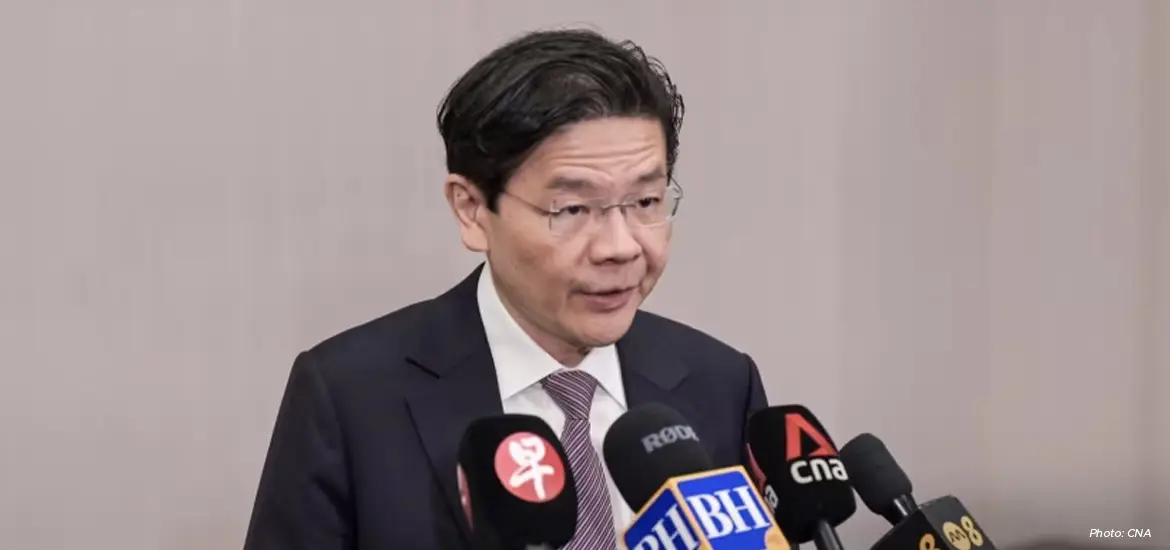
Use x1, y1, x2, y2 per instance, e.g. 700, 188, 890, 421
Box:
588, 208, 642, 264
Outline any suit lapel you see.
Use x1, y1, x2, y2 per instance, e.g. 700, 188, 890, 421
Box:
617, 312, 703, 433
404, 264, 502, 545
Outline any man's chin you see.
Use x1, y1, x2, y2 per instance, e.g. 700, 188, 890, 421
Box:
572, 313, 637, 348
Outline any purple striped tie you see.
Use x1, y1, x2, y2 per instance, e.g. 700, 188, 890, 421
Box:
541, 370, 618, 550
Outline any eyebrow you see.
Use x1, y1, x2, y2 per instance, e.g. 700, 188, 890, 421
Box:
545, 167, 668, 191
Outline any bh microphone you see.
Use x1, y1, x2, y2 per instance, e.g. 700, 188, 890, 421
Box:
745, 405, 856, 550
839, 433, 998, 550
604, 402, 789, 550
457, 414, 578, 550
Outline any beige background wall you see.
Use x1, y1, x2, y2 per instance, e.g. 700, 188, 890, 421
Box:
1148, 0, 1170, 534
0, 1, 1165, 549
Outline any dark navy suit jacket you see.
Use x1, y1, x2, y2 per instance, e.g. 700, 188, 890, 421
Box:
243, 264, 769, 549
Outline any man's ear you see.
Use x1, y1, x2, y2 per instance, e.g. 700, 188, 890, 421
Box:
444, 174, 489, 252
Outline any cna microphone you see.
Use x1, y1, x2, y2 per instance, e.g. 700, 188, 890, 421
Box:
457, 414, 578, 550
839, 433, 998, 550
745, 405, 857, 550
603, 402, 789, 550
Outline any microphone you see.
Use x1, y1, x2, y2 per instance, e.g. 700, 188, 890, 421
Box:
457, 414, 578, 550
745, 405, 856, 550
837, 433, 917, 525
838, 433, 998, 550
603, 402, 790, 550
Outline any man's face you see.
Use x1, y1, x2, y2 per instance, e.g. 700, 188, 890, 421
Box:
450, 117, 673, 360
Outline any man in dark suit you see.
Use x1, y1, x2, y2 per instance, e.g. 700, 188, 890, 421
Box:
244, 28, 769, 550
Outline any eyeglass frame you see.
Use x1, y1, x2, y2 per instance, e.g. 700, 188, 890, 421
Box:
499, 180, 684, 237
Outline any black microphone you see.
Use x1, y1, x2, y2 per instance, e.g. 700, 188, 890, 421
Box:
604, 402, 790, 549
746, 405, 857, 550
602, 402, 713, 511
839, 432, 999, 550
838, 433, 917, 525
457, 414, 578, 549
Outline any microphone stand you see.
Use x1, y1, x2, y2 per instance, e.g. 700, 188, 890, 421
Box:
813, 520, 844, 550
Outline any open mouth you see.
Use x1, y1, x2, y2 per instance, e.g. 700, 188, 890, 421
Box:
586, 287, 633, 297
579, 287, 637, 311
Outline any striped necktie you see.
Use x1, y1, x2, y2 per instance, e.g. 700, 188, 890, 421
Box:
541, 370, 618, 550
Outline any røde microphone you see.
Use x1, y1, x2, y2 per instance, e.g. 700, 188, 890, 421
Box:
745, 406, 856, 550
457, 414, 578, 550
604, 402, 789, 550
838, 433, 998, 550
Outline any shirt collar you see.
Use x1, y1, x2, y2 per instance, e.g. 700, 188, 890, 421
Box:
477, 262, 627, 407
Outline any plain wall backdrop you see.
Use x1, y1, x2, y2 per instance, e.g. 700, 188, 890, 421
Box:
0, 1, 1166, 549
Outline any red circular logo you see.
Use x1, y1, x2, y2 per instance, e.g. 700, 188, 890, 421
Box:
493, 432, 566, 502
456, 465, 473, 527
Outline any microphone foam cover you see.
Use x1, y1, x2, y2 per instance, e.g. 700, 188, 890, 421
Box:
602, 402, 713, 511
746, 405, 857, 543
457, 414, 578, 548
839, 432, 913, 516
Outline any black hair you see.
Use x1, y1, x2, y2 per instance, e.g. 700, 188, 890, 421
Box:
437, 28, 685, 211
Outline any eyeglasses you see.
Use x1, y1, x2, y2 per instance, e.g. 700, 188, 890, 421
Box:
502, 182, 684, 237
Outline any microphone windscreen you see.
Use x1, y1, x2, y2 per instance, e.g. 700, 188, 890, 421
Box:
602, 402, 712, 511
457, 414, 578, 548
746, 405, 857, 543
839, 432, 913, 516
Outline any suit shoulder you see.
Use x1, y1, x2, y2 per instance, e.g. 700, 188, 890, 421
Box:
633, 310, 748, 366
298, 298, 438, 378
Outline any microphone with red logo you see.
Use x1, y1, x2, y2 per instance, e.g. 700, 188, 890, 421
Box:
457, 414, 578, 550
838, 433, 999, 550
745, 405, 857, 550
604, 403, 790, 550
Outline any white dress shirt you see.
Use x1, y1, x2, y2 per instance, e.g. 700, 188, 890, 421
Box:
476, 263, 634, 536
